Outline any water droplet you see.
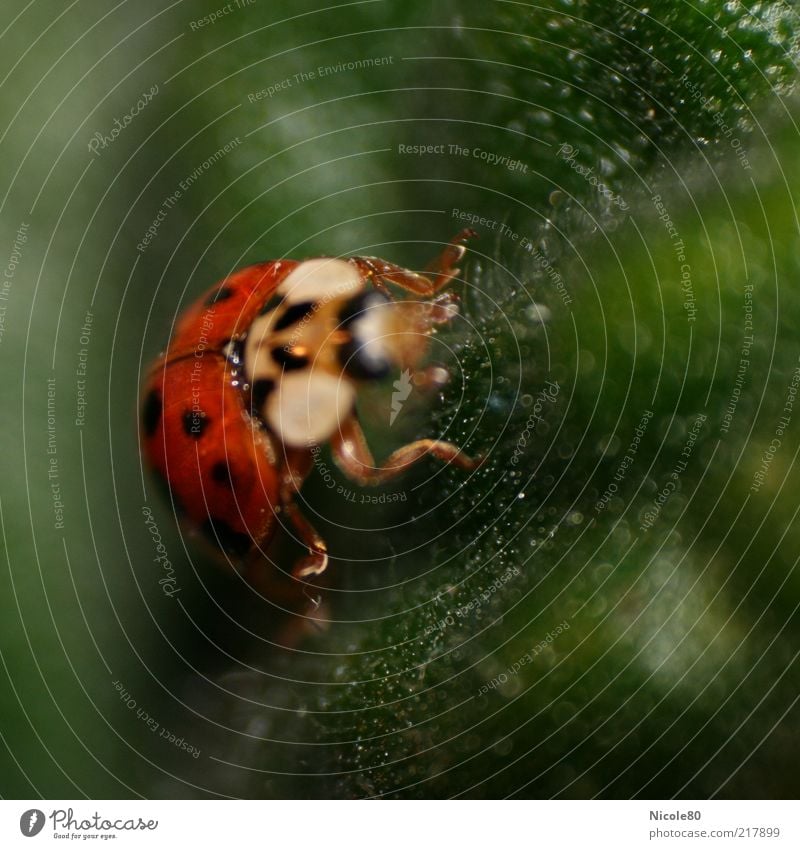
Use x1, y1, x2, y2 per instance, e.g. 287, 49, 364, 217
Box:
525, 302, 551, 323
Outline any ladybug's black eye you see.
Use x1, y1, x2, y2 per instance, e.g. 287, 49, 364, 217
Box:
337, 291, 389, 328
338, 338, 392, 380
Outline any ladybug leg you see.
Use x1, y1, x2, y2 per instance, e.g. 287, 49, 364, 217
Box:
284, 501, 329, 579
349, 256, 429, 298
424, 227, 477, 292
349, 229, 476, 298
331, 414, 481, 486
279, 449, 329, 579
349, 259, 396, 299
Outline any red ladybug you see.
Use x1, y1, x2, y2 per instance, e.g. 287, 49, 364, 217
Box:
141, 230, 479, 580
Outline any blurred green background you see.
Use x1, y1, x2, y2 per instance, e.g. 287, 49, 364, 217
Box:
1, 0, 800, 798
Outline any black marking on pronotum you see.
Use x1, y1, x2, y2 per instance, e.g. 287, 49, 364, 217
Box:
273, 300, 316, 332
205, 286, 234, 306
339, 339, 391, 381
271, 347, 310, 371
251, 378, 276, 410
142, 390, 162, 437
258, 294, 283, 315
182, 409, 209, 438
211, 461, 235, 489
337, 290, 390, 329
201, 517, 252, 556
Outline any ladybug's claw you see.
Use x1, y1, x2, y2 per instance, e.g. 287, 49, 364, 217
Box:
279, 459, 330, 581
464, 452, 487, 470
293, 550, 329, 580
331, 415, 482, 486
426, 228, 478, 289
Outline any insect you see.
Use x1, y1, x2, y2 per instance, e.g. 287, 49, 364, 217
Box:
140, 229, 479, 581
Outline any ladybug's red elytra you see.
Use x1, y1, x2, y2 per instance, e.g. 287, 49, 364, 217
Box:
141, 229, 479, 580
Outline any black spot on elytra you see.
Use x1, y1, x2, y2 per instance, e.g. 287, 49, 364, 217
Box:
258, 294, 283, 315
272, 346, 309, 371
250, 378, 275, 411
182, 409, 209, 438
201, 517, 251, 557
211, 461, 235, 489
205, 286, 234, 306
273, 300, 315, 331
142, 390, 162, 437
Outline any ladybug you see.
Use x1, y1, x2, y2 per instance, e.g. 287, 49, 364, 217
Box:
140, 229, 479, 580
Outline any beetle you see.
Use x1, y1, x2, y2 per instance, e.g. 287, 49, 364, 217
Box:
140, 229, 479, 580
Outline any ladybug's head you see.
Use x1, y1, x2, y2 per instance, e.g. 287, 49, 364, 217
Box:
243, 258, 444, 447
334, 287, 443, 382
